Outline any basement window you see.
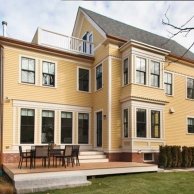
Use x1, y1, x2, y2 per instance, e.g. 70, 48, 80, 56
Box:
143, 153, 154, 162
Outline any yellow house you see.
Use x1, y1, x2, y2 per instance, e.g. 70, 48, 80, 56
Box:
1, 7, 194, 164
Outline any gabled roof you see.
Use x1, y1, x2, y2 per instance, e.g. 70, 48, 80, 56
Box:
80, 7, 194, 62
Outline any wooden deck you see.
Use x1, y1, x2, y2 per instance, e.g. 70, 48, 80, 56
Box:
3, 162, 158, 194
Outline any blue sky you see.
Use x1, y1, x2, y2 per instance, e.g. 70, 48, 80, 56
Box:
0, 1, 194, 52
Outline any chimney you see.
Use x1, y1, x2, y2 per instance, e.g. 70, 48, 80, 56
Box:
2, 21, 7, 37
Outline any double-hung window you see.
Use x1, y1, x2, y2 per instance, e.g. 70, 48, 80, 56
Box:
42, 61, 55, 87
79, 68, 89, 92
21, 57, 35, 84
151, 61, 160, 87
136, 57, 146, 85
20, 109, 35, 144
187, 78, 194, 99
123, 58, 128, 85
96, 64, 102, 90
42, 110, 54, 143
151, 110, 160, 138
136, 109, 146, 138
188, 118, 194, 133
164, 72, 172, 95
123, 109, 128, 138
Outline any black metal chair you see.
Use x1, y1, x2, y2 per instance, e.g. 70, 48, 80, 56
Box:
33, 146, 50, 168
49, 145, 61, 166
18, 146, 32, 169
72, 145, 80, 166
55, 145, 73, 167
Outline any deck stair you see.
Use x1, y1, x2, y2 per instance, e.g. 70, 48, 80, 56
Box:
79, 151, 109, 163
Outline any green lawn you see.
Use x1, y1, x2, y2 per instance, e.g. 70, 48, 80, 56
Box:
31, 172, 194, 194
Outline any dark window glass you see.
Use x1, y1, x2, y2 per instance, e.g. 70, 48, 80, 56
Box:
136, 57, 146, 85
188, 118, 194, 133
151, 61, 160, 87
89, 33, 93, 54
187, 78, 194, 99
61, 112, 72, 144
151, 110, 160, 138
79, 68, 89, 92
42, 110, 54, 143
164, 72, 172, 95
123, 109, 128, 138
144, 153, 153, 161
136, 109, 146, 137
20, 109, 34, 144
42, 61, 55, 86
123, 58, 128, 85
21, 57, 35, 84
96, 64, 102, 90
78, 113, 89, 144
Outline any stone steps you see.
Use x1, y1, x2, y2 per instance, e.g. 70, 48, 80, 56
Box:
79, 150, 109, 163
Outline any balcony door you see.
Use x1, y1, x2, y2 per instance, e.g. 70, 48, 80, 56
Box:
96, 111, 102, 147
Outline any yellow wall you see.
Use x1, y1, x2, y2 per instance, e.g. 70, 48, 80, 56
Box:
111, 58, 122, 150
4, 47, 92, 107
164, 72, 194, 146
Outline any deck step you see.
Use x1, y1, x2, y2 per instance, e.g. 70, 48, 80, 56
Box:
79, 150, 108, 163
80, 158, 109, 163
79, 151, 104, 156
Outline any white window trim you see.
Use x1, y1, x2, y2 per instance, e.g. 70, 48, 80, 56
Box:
135, 56, 147, 86
59, 111, 74, 144
185, 76, 194, 101
122, 108, 129, 139
164, 71, 174, 96
134, 105, 163, 140
135, 107, 148, 139
88, 32, 94, 55
77, 112, 91, 145
143, 153, 154, 162
40, 59, 57, 88
95, 63, 103, 91
18, 107, 36, 145
19, 55, 37, 85
122, 57, 129, 86
186, 116, 194, 135
77, 66, 91, 93
149, 60, 161, 88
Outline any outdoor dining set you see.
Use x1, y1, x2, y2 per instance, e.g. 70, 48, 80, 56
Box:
18, 144, 80, 169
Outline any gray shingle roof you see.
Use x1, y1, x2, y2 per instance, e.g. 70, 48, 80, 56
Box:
80, 7, 194, 62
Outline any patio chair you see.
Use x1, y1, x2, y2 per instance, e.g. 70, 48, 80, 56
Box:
55, 145, 73, 167
33, 146, 50, 168
72, 145, 80, 166
49, 145, 61, 166
18, 146, 32, 169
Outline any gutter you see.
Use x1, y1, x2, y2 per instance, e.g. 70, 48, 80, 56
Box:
0, 44, 4, 166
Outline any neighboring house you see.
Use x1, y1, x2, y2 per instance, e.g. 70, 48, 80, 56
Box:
1, 7, 194, 164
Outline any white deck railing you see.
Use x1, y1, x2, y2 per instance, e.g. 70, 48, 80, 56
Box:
36, 28, 94, 56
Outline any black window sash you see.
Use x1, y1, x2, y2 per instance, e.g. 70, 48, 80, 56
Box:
151, 111, 160, 138
136, 109, 146, 138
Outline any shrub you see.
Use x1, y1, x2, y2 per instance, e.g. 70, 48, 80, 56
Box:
166, 146, 172, 168
171, 146, 179, 167
182, 146, 189, 167
177, 146, 182, 167
158, 145, 167, 168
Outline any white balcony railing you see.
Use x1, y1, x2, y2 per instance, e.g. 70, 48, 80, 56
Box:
33, 28, 94, 56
